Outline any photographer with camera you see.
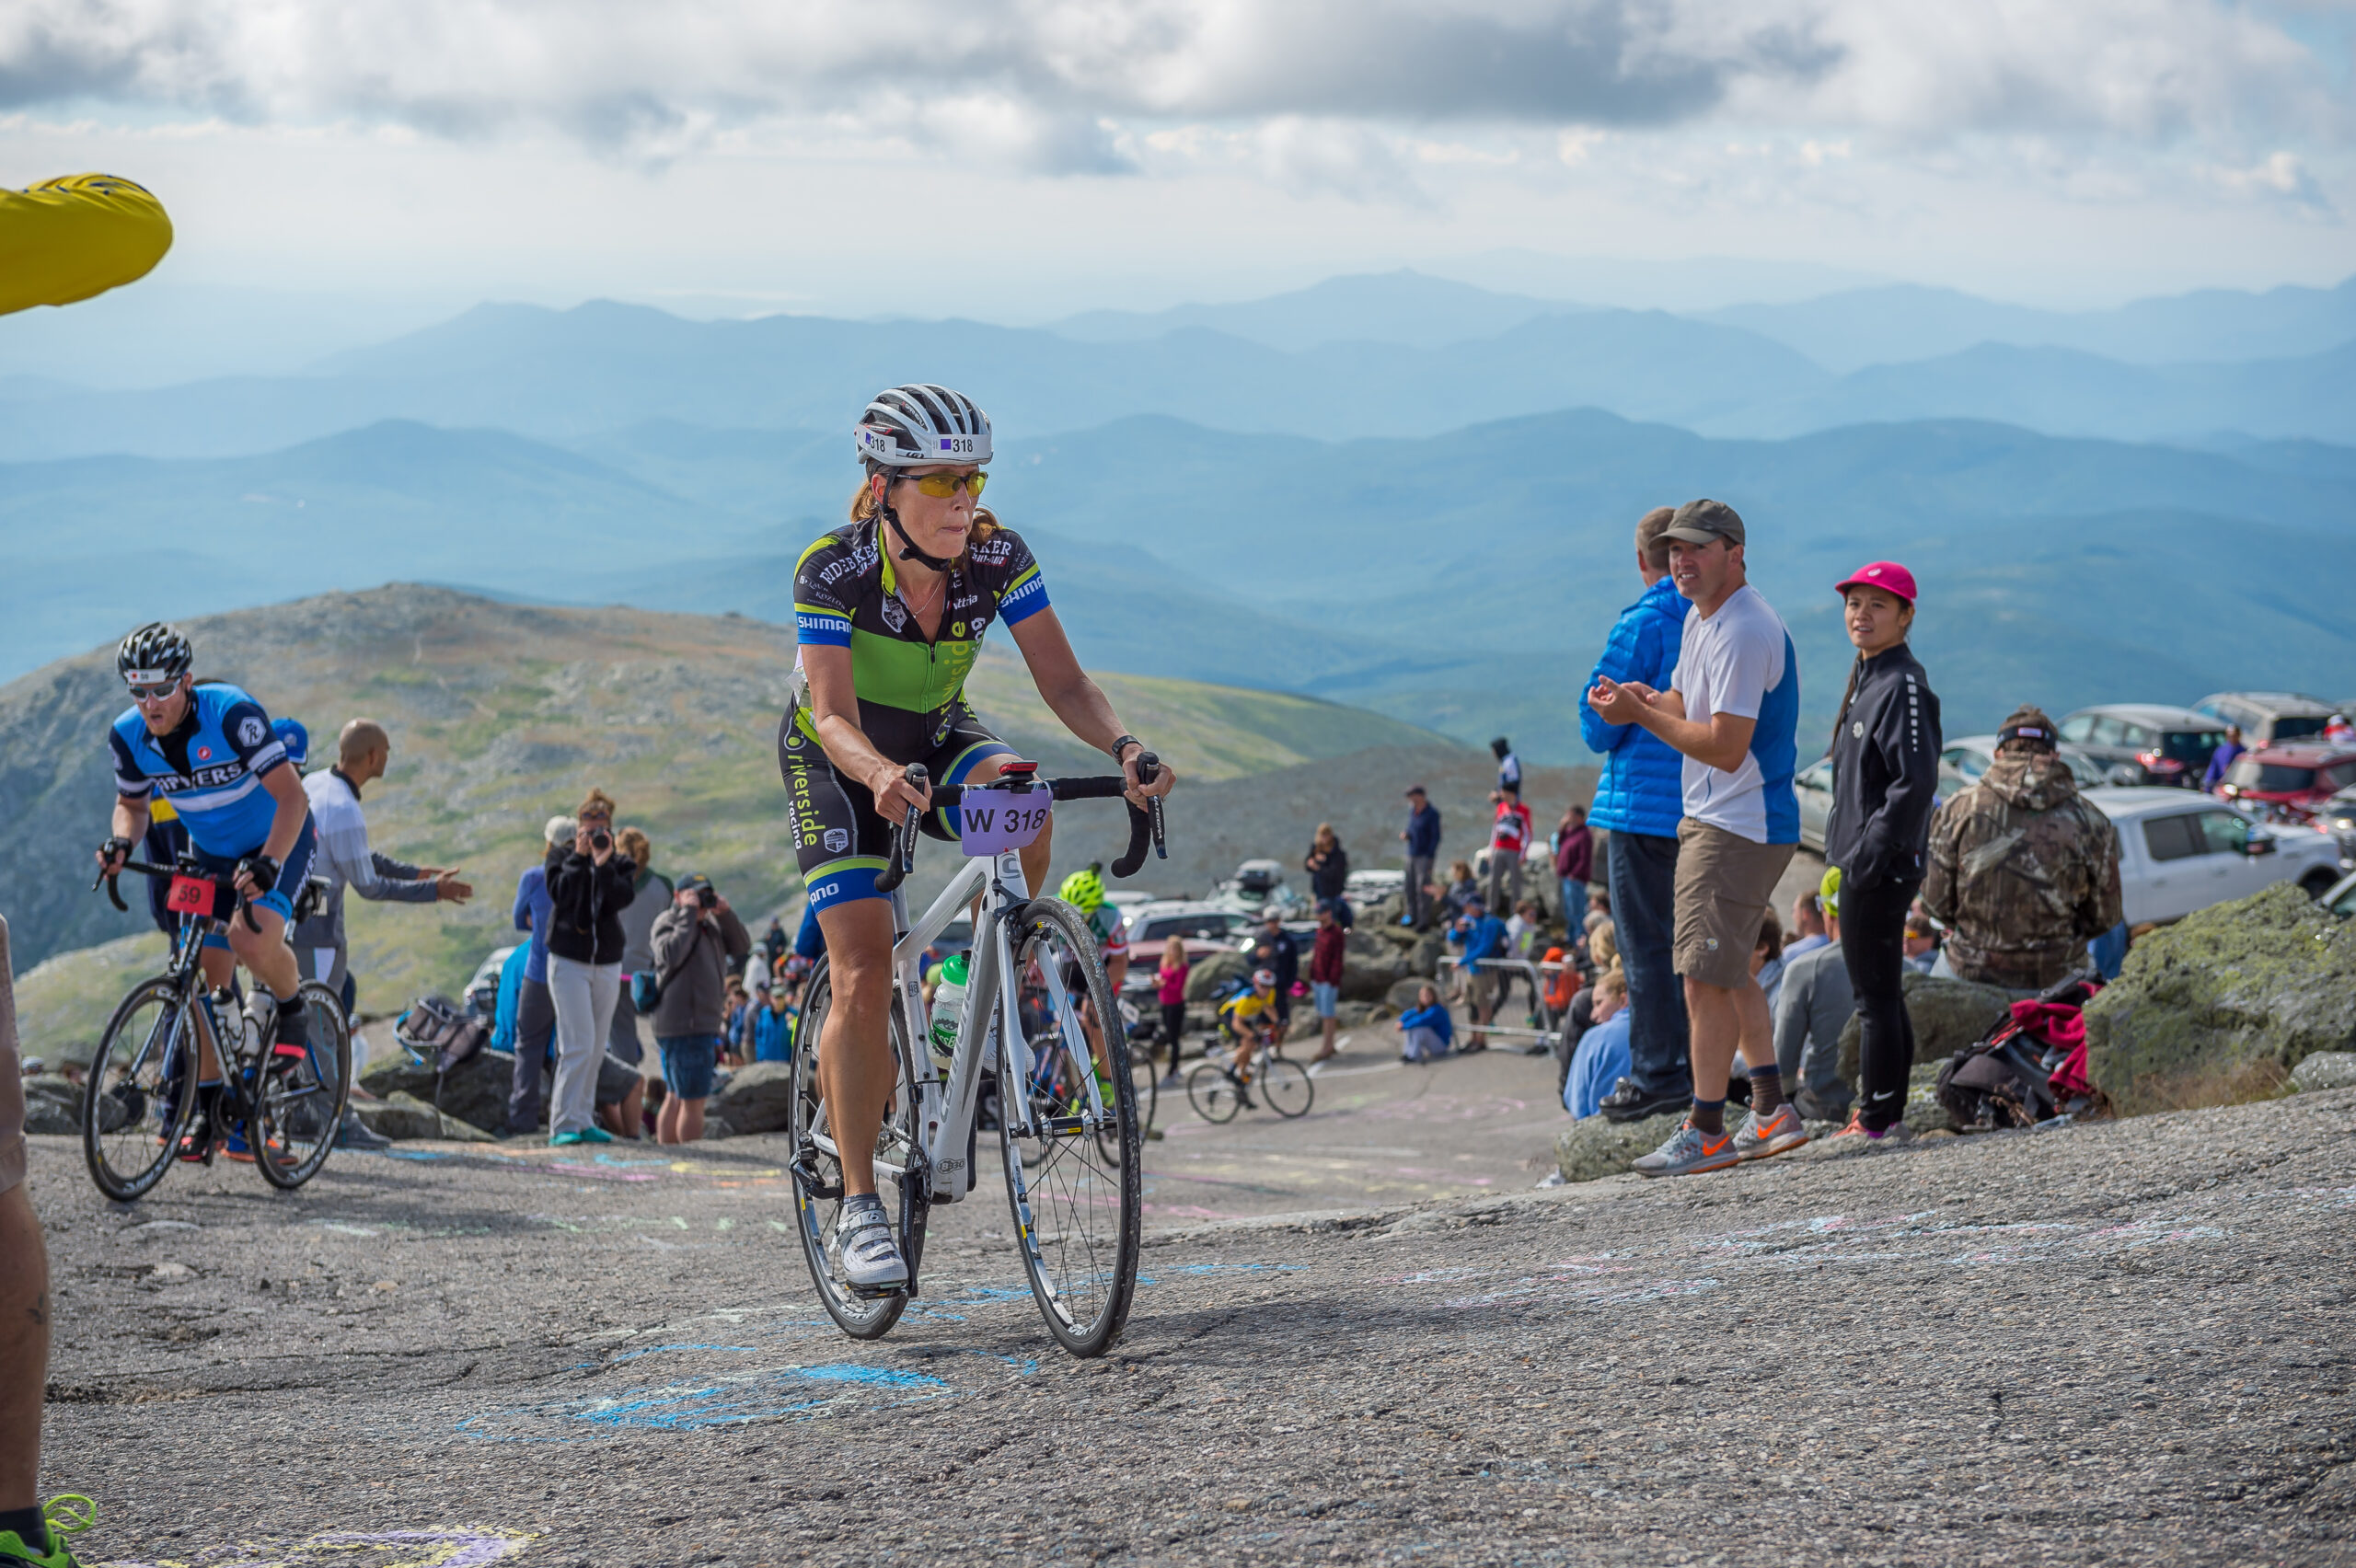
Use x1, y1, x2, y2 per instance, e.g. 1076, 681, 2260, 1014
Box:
545, 790, 637, 1147
647, 873, 751, 1145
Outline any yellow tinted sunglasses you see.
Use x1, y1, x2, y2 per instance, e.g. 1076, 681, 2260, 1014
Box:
896, 469, 987, 499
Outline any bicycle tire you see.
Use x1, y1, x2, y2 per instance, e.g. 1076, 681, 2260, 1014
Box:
1185, 1061, 1243, 1124
1258, 1054, 1314, 1119
787, 957, 920, 1342
82, 976, 199, 1203
999, 896, 1140, 1358
254, 980, 354, 1191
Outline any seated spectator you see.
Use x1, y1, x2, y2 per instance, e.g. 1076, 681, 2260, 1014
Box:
1398, 983, 1454, 1063
1774, 887, 1854, 1122
1433, 859, 1479, 923
1563, 967, 1630, 1117
1903, 911, 1940, 974
1752, 906, 1787, 1014
1784, 891, 1830, 960
745, 978, 796, 1065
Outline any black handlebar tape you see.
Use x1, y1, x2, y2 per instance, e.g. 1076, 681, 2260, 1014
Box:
874, 764, 930, 894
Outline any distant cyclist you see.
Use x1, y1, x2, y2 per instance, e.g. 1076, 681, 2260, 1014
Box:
95, 623, 318, 1159
782, 384, 1175, 1294
1217, 968, 1284, 1090
1057, 865, 1129, 1087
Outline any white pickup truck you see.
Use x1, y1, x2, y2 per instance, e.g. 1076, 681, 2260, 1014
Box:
2087, 787, 2346, 925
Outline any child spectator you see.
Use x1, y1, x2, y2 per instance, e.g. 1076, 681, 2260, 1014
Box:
1564, 968, 1631, 1117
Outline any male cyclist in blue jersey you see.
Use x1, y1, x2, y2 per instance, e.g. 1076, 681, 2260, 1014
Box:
94, 623, 317, 1159
781, 383, 1176, 1295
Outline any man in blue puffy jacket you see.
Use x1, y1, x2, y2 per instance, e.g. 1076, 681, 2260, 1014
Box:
1579, 508, 1692, 1121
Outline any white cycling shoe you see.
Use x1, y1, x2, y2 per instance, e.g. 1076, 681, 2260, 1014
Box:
835, 1196, 909, 1295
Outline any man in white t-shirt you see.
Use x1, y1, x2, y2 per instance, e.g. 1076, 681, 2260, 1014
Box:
1587, 499, 1803, 1178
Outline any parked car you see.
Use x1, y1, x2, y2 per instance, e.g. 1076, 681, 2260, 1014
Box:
1936, 734, 2113, 798
2058, 705, 2228, 788
2321, 787, 2356, 868
2085, 787, 2343, 926
1795, 755, 1832, 853
1207, 859, 1307, 920
1115, 900, 1262, 997
1345, 868, 1405, 904
2216, 744, 2356, 824
2193, 691, 2338, 747
2322, 870, 2356, 920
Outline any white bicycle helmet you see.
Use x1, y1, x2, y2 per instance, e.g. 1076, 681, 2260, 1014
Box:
856, 384, 992, 468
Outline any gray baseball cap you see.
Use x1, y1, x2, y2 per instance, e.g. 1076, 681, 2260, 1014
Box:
1661, 499, 1746, 548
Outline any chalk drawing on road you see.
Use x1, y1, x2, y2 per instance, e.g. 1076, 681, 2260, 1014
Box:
96, 1525, 533, 1568
456, 1347, 1035, 1441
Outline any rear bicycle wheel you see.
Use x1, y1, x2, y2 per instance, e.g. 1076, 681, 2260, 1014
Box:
1258, 1053, 1313, 1119
999, 898, 1140, 1358
255, 980, 353, 1190
1185, 1061, 1243, 1124
787, 959, 921, 1341
1090, 1047, 1161, 1165
83, 978, 199, 1203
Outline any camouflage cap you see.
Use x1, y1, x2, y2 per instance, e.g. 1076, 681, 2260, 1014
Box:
1997, 705, 2059, 751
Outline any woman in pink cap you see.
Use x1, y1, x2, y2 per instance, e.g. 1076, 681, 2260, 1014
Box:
1820, 561, 1942, 1144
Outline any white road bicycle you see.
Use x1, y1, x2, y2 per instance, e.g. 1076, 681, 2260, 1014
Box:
788, 755, 1167, 1358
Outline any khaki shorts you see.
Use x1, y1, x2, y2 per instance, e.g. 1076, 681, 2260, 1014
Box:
0, 917, 25, 1197
1462, 968, 1498, 1015
1673, 819, 1796, 990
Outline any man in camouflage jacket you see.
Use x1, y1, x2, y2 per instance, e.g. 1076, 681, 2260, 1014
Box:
1923, 705, 2123, 991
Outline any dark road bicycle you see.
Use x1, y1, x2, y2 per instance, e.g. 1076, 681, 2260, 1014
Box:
85, 858, 352, 1200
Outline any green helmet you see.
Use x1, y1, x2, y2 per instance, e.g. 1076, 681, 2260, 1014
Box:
1058, 867, 1105, 913
1819, 864, 1842, 921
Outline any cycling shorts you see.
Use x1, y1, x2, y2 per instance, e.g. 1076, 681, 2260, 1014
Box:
778, 701, 1014, 914
186, 814, 317, 928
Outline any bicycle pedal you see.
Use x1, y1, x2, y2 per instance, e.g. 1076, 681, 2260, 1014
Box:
845, 1282, 908, 1302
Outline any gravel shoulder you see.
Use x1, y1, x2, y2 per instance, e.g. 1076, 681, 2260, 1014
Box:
25, 1075, 2356, 1566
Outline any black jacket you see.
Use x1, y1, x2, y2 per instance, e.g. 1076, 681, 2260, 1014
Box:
1304, 844, 1350, 902
548, 848, 639, 965
1823, 643, 1942, 893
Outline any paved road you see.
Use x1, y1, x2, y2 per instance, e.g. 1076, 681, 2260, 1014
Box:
26, 1066, 2356, 1566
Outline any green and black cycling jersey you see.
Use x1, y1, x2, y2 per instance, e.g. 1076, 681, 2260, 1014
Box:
782, 516, 1049, 911
791, 516, 1050, 759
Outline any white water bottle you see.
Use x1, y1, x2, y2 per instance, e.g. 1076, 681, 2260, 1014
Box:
929, 952, 969, 1062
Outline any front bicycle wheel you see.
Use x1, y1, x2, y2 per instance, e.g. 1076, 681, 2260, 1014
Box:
787, 958, 921, 1341
1185, 1061, 1243, 1124
255, 981, 353, 1191
83, 978, 199, 1202
1258, 1053, 1314, 1119
999, 897, 1140, 1358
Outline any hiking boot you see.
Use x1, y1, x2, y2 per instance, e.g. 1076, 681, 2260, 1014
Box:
834, 1196, 908, 1295
1732, 1102, 1810, 1161
1631, 1119, 1741, 1179
1600, 1078, 1687, 1124
0, 1495, 97, 1568
1830, 1112, 1916, 1147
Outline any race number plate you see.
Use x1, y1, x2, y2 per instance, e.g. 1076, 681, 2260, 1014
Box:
955, 788, 1052, 857
166, 875, 217, 917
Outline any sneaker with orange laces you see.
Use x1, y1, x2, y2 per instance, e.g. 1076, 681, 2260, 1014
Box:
1630, 1119, 1742, 1178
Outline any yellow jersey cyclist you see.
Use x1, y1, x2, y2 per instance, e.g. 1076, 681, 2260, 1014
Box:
781, 383, 1177, 1294
1218, 968, 1284, 1092
94, 623, 318, 1159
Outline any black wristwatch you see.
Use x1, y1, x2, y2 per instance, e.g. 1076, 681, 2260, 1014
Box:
1109, 734, 1144, 762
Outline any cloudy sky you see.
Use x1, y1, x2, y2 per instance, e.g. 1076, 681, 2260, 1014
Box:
4, 0, 2353, 340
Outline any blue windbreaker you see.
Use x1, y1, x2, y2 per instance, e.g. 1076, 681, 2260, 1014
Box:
1579, 576, 1690, 838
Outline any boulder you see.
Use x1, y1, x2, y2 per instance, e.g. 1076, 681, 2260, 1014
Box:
1405, 933, 1448, 979
2292, 1052, 2356, 1093
1339, 951, 1408, 1003
1554, 1110, 1683, 1183
1387, 976, 1439, 1012
1185, 950, 1252, 1004
2084, 883, 2356, 1117
1357, 891, 1408, 929
354, 1091, 496, 1142
1836, 972, 2015, 1086
360, 1048, 516, 1135
20, 1075, 77, 1136
711, 1061, 795, 1136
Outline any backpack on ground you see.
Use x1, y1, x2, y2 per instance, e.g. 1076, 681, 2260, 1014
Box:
395, 993, 491, 1113
1934, 969, 2104, 1131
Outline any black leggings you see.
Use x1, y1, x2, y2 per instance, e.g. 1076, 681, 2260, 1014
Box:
1840, 878, 1919, 1132
1159, 1002, 1188, 1072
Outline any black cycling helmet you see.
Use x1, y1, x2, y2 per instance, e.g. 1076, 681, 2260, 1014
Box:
117, 621, 192, 686
856, 384, 992, 470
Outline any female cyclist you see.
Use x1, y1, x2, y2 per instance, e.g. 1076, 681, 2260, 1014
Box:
781, 384, 1176, 1294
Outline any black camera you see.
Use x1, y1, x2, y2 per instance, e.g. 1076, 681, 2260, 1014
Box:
697, 884, 717, 909
590, 827, 612, 852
